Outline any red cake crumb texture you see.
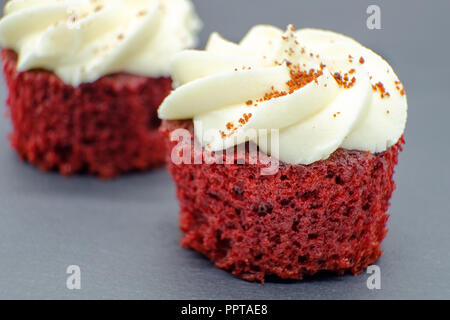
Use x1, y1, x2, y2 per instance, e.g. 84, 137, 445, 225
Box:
1, 49, 172, 178
161, 120, 404, 283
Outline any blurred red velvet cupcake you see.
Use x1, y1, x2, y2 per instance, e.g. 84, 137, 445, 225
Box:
159, 25, 408, 282
0, 0, 201, 177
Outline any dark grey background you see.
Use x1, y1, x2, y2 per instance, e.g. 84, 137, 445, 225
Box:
0, 0, 449, 299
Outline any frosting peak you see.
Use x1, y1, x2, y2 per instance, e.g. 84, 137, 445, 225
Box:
159, 25, 408, 165
0, 0, 202, 86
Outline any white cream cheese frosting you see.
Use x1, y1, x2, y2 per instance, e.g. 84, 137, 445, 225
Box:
159, 25, 408, 165
0, 0, 202, 86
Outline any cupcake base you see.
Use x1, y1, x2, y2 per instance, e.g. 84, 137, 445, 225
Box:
1, 49, 171, 178
162, 120, 403, 283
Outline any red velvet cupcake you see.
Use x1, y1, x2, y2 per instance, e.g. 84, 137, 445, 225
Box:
0, 0, 201, 177
159, 25, 408, 282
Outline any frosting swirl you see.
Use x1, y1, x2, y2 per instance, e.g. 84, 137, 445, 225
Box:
159, 25, 408, 165
0, 0, 202, 86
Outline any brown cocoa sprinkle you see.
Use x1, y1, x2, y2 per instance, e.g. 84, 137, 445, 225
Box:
372, 81, 391, 98
244, 65, 315, 102
138, 10, 147, 17
394, 80, 406, 96
263, 90, 287, 100
94, 5, 103, 12
220, 112, 253, 135
117, 33, 124, 40
375, 82, 385, 93
349, 69, 356, 74
286, 66, 323, 94
359, 57, 365, 64
243, 113, 252, 122
333, 72, 356, 89
334, 72, 342, 81
223, 63, 329, 137
262, 66, 322, 101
